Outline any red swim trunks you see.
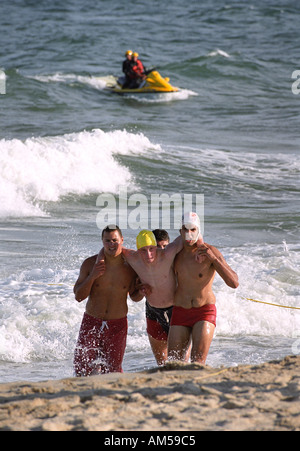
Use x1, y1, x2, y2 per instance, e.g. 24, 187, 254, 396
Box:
74, 313, 128, 377
170, 304, 217, 328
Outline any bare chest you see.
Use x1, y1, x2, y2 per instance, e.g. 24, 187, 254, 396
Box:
92, 265, 133, 297
175, 253, 213, 282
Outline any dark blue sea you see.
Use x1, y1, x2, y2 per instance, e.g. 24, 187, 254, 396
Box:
0, 0, 299, 382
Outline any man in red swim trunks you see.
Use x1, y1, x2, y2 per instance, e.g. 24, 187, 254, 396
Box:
73, 225, 142, 376
168, 212, 239, 365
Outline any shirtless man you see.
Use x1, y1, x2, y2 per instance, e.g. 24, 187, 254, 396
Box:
168, 212, 239, 365
73, 225, 142, 376
122, 230, 183, 366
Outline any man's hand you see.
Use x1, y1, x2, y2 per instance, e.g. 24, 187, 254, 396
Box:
74, 256, 106, 302
135, 280, 152, 297
195, 244, 239, 288
195, 244, 217, 264
90, 259, 106, 280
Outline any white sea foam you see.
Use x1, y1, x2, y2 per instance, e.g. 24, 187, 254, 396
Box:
0, 269, 82, 364
30, 72, 109, 91
169, 144, 300, 198
215, 243, 300, 338
124, 88, 198, 103
208, 49, 231, 58
28, 72, 197, 100
0, 129, 161, 218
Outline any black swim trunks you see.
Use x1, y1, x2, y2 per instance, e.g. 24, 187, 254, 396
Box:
145, 301, 173, 341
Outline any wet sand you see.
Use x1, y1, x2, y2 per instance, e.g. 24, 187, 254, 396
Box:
0, 355, 299, 431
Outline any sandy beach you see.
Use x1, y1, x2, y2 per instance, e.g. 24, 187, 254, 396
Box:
0, 355, 299, 431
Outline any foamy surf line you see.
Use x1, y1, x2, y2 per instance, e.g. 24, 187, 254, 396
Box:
27, 73, 198, 99
124, 88, 198, 103
29, 72, 109, 91
0, 129, 160, 218
207, 48, 231, 58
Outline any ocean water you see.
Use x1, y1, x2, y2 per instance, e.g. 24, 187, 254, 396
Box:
0, 0, 300, 383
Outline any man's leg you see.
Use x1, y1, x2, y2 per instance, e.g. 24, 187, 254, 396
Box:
168, 325, 191, 362
104, 317, 128, 373
191, 321, 215, 365
74, 313, 101, 377
146, 314, 170, 366
148, 335, 168, 366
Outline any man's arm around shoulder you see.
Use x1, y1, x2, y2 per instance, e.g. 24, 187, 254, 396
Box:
164, 235, 183, 258
129, 277, 145, 303
122, 247, 138, 262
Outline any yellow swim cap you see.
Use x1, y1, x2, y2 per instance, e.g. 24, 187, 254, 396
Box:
136, 230, 157, 250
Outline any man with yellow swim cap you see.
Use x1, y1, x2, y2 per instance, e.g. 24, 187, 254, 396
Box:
136, 230, 157, 251
96, 227, 184, 366
122, 229, 184, 366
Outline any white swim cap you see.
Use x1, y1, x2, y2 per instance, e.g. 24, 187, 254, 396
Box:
182, 212, 201, 236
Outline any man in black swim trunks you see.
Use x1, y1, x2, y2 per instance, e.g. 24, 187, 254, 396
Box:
143, 230, 172, 364
121, 229, 183, 366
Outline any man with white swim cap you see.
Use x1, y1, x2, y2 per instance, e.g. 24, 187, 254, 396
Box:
181, 211, 202, 241
168, 212, 239, 365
